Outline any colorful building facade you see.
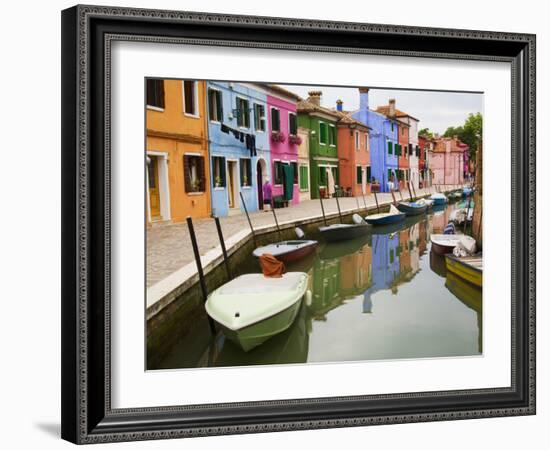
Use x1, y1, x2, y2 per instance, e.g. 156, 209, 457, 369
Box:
297, 91, 340, 199
264, 85, 302, 205
297, 126, 311, 202
397, 119, 410, 192
146, 79, 210, 224
352, 89, 398, 193
430, 137, 465, 186
334, 101, 371, 196
206, 82, 269, 217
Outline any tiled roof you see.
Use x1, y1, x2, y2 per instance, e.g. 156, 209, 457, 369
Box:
375, 105, 419, 121
331, 109, 371, 129
296, 98, 342, 119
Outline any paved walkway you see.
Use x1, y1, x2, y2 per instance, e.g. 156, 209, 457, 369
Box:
146, 186, 454, 287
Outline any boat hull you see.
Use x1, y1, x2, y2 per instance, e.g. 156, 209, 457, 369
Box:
319, 224, 370, 242
216, 298, 303, 352
431, 240, 455, 256
432, 197, 447, 206
253, 240, 318, 263
397, 202, 428, 216
445, 254, 482, 287
364, 212, 406, 226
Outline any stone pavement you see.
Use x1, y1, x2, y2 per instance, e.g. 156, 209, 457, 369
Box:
146, 186, 451, 287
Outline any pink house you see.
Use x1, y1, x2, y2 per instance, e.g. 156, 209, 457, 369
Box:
265, 87, 302, 205
430, 137, 465, 187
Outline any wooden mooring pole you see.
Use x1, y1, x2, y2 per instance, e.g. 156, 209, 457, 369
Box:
214, 216, 231, 281
318, 188, 328, 225
186, 216, 216, 334
334, 190, 343, 223
239, 191, 257, 247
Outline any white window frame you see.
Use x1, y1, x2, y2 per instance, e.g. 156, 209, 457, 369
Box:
208, 87, 222, 124
319, 121, 327, 146
270, 106, 281, 133
288, 111, 298, 136
182, 80, 200, 118
299, 163, 310, 192
253, 103, 266, 132
329, 124, 336, 147
236, 95, 250, 130
355, 130, 360, 150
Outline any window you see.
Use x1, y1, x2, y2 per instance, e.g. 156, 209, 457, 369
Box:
388, 169, 393, 182
254, 104, 266, 131
396, 144, 401, 156
183, 155, 205, 193
208, 89, 223, 122
356, 166, 363, 184
401, 127, 405, 136
319, 122, 328, 145
146, 79, 164, 109
289, 113, 298, 136
236, 97, 250, 128
391, 122, 394, 132
329, 125, 336, 146
388, 141, 393, 155
299, 165, 309, 190
390, 248, 395, 264
409, 144, 413, 156
271, 108, 281, 132
183, 81, 198, 116
415, 145, 420, 157
240, 159, 252, 186
290, 162, 298, 184
355, 131, 360, 150
319, 166, 328, 186
274, 161, 284, 185
212, 156, 226, 188
366, 166, 372, 182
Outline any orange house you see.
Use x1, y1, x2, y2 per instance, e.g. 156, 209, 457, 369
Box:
397, 120, 410, 192
334, 107, 371, 196
146, 79, 211, 224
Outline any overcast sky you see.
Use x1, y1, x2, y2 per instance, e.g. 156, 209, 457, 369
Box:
282, 84, 483, 134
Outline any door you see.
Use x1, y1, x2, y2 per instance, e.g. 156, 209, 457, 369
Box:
257, 160, 263, 209
148, 156, 161, 218
227, 161, 237, 209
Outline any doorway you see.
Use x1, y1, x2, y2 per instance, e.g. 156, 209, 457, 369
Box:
148, 156, 161, 219
227, 160, 239, 210
256, 158, 266, 209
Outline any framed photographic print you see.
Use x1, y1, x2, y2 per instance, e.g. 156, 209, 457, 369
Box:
61, 4, 536, 444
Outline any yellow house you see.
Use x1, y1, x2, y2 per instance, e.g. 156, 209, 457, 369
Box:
146, 79, 211, 223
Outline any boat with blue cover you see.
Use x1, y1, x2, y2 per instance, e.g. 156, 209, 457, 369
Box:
364, 204, 406, 226
430, 192, 448, 206
397, 201, 428, 216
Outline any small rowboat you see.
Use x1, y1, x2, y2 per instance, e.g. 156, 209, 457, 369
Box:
430, 193, 448, 206
205, 272, 311, 352
417, 198, 434, 209
318, 214, 369, 243
430, 234, 476, 255
364, 204, 406, 226
397, 201, 428, 216
253, 240, 318, 263
445, 253, 483, 287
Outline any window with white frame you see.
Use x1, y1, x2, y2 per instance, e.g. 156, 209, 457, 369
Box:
183, 81, 199, 116
328, 125, 336, 146
236, 97, 250, 128
254, 104, 266, 131
319, 122, 328, 145
208, 89, 223, 122
289, 113, 298, 136
355, 130, 360, 150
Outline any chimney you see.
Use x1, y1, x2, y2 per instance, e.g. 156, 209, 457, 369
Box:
359, 87, 369, 111
389, 99, 396, 117
307, 90, 322, 107
336, 99, 343, 112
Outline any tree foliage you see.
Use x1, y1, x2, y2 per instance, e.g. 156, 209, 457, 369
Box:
418, 128, 434, 139
443, 112, 483, 158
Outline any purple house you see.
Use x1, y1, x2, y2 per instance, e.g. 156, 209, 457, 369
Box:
460, 142, 470, 181
263, 85, 302, 205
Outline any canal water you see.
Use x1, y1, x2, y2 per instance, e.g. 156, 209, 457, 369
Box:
153, 201, 482, 370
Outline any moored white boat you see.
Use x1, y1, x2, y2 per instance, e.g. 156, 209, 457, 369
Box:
430, 234, 476, 255
205, 272, 311, 352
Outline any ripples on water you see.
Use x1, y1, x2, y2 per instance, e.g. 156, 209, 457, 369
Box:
155, 203, 482, 370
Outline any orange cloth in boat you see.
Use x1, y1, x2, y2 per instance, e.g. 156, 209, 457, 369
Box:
259, 253, 285, 278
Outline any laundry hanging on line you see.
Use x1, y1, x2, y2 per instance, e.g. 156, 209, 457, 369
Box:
219, 123, 257, 157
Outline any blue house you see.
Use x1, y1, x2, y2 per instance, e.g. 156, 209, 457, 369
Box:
207, 82, 271, 217
352, 88, 399, 192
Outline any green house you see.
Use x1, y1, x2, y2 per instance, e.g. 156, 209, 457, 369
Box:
297, 92, 340, 199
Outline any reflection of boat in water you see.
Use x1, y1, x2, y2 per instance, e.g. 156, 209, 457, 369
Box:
445, 271, 481, 313
205, 272, 310, 351
319, 221, 370, 242
429, 250, 447, 277
445, 271, 482, 353
319, 233, 371, 260
205, 302, 310, 367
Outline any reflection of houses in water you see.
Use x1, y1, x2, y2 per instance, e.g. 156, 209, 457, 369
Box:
390, 225, 422, 292
418, 220, 427, 256
310, 258, 342, 321
340, 246, 373, 298
361, 233, 401, 312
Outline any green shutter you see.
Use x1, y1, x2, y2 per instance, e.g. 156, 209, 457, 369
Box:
388, 141, 393, 154
356, 166, 362, 184
366, 166, 371, 182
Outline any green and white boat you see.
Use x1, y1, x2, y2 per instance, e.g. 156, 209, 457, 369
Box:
205, 272, 311, 352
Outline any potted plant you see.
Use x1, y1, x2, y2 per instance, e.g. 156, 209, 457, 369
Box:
271, 131, 286, 143
288, 134, 302, 145
214, 175, 222, 188
371, 177, 380, 192
243, 175, 248, 186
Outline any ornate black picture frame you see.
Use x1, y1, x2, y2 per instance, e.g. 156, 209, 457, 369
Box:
61, 4, 536, 444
